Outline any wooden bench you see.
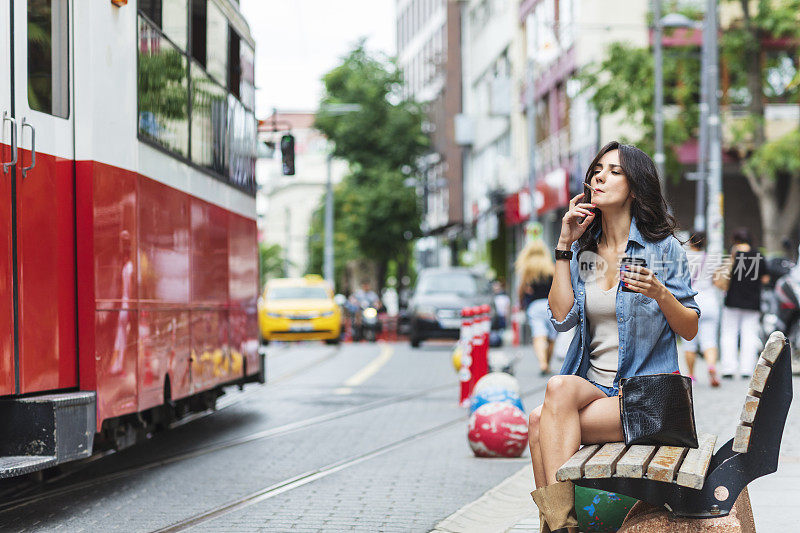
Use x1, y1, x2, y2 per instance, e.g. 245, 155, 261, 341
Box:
556, 331, 793, 519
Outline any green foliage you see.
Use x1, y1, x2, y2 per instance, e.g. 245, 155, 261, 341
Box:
309, 43, 428, 290
745, 129, 800, 181
315, 44, 430, 171
138, 47, 188, 122
259, 242, 287, 287
579, 41, 700, 181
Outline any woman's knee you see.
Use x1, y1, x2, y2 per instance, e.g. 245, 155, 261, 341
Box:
528, 405, 543, 443
543, 375, 574, 410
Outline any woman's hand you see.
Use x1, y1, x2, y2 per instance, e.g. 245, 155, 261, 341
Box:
558, 193, 597, 247
621, 265, 667, 302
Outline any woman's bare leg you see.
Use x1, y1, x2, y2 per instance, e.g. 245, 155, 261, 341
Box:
533, 336, 549, 372
546, 339, 555, 367
704, 347, 718, 368
528, 405, 547, 488
685, 350, 697, 377
539, 376, 613, 483
577, 395, 624, 444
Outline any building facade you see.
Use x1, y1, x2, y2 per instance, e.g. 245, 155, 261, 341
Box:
396, 0, 465, 267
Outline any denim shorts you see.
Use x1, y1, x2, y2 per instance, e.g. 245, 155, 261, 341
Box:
589, 380, 620, 397
527, 299, 557, 340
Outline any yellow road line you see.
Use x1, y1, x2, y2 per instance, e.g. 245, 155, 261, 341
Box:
334, 343, 394, 395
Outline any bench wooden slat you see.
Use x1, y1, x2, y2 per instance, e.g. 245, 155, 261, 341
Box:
556, 444, 600, 481
615, 445, 657, 478
732, 424, 752, 453
740, 395, 760, 424
760, 331, 785, 364
749, 361, 771, 393
646, 445, 688, 483
676, 432, 717, 489
584, 443, 628, 478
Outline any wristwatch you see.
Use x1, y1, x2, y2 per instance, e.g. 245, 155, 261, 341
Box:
555, 248, 573, 260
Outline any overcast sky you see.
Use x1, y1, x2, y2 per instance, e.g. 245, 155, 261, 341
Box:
240, 0, 396, 117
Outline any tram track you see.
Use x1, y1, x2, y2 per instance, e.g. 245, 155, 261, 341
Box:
0, 345, 341, 502
0, 380, 453, 515
151, 383, 548, 532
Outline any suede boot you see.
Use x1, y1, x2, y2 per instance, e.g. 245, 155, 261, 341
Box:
536, 510, 551, 533
530, 481, 578, 532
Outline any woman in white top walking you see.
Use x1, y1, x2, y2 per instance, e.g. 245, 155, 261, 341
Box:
683, 231, 722, 387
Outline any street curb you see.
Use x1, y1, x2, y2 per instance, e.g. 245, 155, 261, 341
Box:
431, 463, 540, 533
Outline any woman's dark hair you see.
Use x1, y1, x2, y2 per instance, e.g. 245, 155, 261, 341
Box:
731, 227, 752, 246
690, 231, 707, 250
577, 141, 677, 254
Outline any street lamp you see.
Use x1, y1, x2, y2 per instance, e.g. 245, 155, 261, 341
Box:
657, 12, 707, 233
317, 103, 362, 287
654, 4, 722, 254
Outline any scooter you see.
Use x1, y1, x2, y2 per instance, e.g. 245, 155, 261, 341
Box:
763, 271, 800, 374
352, 304, 381, 342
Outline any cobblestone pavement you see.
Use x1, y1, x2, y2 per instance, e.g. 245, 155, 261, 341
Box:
2, 333, 796, 532
438, 340, 800, 533
0, 339, 551, 532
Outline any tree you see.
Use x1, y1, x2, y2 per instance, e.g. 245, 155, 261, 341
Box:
310, 44, 429, 291
582, 0, 800, 252
721, 0, 800, 251
259, 243, 287, 288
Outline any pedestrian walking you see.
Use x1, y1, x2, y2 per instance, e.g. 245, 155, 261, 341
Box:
492, 280, 511, 330
715, 228, 769, 379
526, 141, 699, 533
683, 231, 722, 387
515, 240, 556, 375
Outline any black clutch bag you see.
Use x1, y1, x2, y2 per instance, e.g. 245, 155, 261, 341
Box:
619, 373, 699, 448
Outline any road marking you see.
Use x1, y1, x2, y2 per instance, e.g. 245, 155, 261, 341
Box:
334, 343, 394, 395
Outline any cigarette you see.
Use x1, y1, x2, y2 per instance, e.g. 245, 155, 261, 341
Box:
584, 182, 596, 193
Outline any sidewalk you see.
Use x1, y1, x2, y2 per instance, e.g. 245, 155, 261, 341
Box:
432, 360, 800, 532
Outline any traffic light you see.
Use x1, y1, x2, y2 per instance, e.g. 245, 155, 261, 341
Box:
280, 134, 295, 176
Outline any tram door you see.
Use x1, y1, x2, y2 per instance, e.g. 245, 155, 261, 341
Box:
0, 1, 15, 395
6, 0, 76, 394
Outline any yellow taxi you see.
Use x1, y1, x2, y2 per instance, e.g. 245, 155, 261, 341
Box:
258, 275, 342, 344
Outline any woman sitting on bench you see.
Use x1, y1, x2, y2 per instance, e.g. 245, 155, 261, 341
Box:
528, 141, 701, 533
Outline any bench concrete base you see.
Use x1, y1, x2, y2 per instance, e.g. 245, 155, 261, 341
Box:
618, 487, 756, 533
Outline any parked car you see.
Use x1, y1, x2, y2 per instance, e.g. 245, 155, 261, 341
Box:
407, 268, 494, 348
258, 276, 342, 344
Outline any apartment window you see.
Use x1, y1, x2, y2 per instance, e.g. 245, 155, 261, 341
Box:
27, 0, 69, 118
765, 50, 799, 102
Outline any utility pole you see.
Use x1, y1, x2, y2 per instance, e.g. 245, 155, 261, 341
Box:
695, 7, 710, 233
706, 0, 724, 255
653, 0, 667, 200
324, 152, 334, 286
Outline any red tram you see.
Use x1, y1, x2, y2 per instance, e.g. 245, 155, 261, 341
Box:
0, 0, 262, 477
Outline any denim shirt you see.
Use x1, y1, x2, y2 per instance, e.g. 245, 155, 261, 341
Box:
547, 216, 700, 387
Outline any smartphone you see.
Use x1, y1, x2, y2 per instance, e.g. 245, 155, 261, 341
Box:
620, 257, 647, 293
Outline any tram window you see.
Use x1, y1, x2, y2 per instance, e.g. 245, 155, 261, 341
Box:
27, 0, 69, 118
240, 43, 255, 111
139, 0, 188, 50
190, 0, 206, 67
137, 16, 189, 156
228, 29, 240, 99
206, 2, 228, 84
228, 98, 255, 191
190, 62, 228, 174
